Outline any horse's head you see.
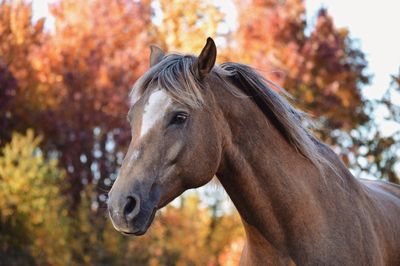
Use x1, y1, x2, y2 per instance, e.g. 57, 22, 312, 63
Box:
108, 38, 223, 235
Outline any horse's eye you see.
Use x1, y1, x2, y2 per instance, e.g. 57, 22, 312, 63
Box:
170, 112, 188, 125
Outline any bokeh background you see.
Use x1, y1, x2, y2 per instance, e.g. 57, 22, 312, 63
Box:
0, 0, 399, 265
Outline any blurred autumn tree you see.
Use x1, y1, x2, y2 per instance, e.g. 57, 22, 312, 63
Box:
0, 0, 45, 146
382, 70, 400, 183
117, 194, 243, 265
228, 0, 399, 182
348, 70, 400, 183
0, 130, 71, 265
156, 0, 223, 52
0, 62, 17, 145
28, 0, 154, 208
0, 135, 242, 265
231, 0, 369, 141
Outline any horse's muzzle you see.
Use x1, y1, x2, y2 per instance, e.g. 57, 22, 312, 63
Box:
108, 191, 156, 235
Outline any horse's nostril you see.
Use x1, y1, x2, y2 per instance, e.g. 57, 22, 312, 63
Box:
124, 196, 137, 216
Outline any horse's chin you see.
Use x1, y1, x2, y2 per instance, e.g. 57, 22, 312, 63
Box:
121, 230, 146, 236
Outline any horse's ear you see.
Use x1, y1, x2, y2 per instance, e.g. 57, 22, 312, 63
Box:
196, 37, 217, 78
149, 45, 165, 67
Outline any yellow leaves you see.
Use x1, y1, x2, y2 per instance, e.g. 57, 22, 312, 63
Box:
0, 130, 72, 265
0, 130, 60, 219
122, 192, 245, 265
9, 1, 31, 45
218, 238, 244, 266
158, 0, 223, 53
31, 56, 43, 71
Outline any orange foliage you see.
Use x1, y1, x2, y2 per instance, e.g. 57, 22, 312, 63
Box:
232, 0, 370, 137
218, 238, 244, 266
0, 0, 46, 145
28, 0, 154, 207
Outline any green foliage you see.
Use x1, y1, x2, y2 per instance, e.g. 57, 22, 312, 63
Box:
0, 130, 71, 265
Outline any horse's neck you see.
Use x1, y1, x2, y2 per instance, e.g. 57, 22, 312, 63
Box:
213, 85, 359, 255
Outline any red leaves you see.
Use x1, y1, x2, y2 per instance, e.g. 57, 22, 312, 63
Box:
233, 1, 369, 132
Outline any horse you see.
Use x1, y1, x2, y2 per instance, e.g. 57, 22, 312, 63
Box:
107, 38, 400, 265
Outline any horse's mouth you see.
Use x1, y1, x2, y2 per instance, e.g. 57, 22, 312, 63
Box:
124, 192, 176, 236
122, 207, 157, 236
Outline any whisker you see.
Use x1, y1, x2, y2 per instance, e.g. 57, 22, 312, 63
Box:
97, 184, 111, 193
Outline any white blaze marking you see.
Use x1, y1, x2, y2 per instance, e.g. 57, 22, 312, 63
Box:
140, 90, 171, 138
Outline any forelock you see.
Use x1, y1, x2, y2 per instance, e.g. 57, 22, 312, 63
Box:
130, 54, 206, 108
